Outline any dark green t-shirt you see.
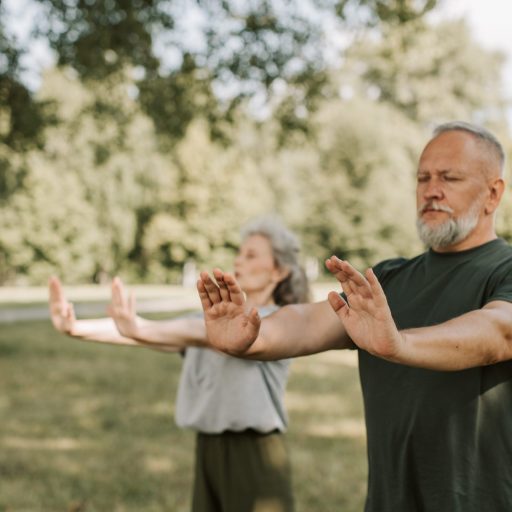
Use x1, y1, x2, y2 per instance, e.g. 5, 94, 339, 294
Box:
361, 238, 512, 512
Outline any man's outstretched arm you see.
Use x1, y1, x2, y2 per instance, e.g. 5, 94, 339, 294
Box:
199, 257, 512, 367
325, 256, 512, 370
197, 269, 352, 360
396, 302, 512, 370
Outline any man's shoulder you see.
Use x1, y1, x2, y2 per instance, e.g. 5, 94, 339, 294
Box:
373, 255, 420, 276
374, 257, 409, 270
488, 238, 512, 257
465, 238, 512, 268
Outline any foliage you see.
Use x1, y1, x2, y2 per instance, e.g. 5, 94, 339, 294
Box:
2, 3, 512, 284
302, 97, 424, 268
0, 0, 442, 148
345, 18, 509, 127
0, 69, 175, 284
0, 19, 52, 152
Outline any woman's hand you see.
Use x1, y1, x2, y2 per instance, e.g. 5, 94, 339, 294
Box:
108, 277, 141, 339
48, 276, 77, 335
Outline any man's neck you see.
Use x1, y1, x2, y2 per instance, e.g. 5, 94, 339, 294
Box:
432, 232, 498, 253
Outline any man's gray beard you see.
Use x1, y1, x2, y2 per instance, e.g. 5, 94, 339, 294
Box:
416, 202, 481, 249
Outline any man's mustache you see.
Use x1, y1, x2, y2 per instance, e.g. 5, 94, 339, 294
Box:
418, 201, 454, 215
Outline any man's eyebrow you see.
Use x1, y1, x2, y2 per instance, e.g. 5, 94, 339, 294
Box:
416, 168, 463, 175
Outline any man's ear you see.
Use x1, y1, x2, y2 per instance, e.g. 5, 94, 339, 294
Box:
485, 177, 505, 214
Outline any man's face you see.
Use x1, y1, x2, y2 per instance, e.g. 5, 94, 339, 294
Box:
416, 131, 488, 249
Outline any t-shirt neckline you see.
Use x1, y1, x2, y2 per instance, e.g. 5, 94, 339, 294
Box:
428, 237, 504, 259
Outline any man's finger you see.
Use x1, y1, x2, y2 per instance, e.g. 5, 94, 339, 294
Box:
247, 307, 261, 328
334, 258, 369, 288
197, 278, 213, 310
327, 290, 348, 313
328, 258, 373, 301
200, 271, 222, 304
222, 273, 246, 306
213, 268, 232, 302
325, 257, 352, 288
325, 257, 346, 279
365, 268, 388, 307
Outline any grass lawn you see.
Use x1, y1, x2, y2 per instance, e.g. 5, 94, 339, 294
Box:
0, 317, 367, 512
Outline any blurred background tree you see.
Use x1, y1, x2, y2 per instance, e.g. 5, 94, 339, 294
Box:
0, 0, 511, 284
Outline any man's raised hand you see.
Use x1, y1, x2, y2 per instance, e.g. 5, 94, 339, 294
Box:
325, 256, 404, 360
197, 269, 260, 355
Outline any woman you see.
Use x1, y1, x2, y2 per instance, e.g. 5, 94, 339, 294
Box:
49, 217, 310, 512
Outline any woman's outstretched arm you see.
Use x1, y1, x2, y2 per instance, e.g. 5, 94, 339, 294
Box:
48, 277, 194, 352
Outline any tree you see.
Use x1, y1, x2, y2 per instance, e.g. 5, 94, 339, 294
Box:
1, 0, 441, 149
0, 68, 175, 284
345, 18, 508, 128
0, 14, 56, 200
0, 17, 52, 153
302, 97, 424, 269
300, 15, 511, 269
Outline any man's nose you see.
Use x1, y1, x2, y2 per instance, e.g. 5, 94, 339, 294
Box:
423, 179, 444, 199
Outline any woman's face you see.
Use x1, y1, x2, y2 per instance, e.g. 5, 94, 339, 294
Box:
234, 234, 284, 295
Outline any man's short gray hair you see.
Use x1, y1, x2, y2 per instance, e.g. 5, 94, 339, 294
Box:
433, 121, 505, 176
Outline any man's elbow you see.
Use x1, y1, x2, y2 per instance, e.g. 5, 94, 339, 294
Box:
484, 326, 512, 365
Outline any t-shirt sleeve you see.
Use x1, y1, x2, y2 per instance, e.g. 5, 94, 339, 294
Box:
338, 258, 406, 302
485, 261, 512, 304
372, 257, 409, 282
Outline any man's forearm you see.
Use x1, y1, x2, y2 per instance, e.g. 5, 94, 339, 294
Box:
392, 301, 512, 371
243, 301, 352, 361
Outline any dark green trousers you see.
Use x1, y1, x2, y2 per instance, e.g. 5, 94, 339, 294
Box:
192, 430, 294, 512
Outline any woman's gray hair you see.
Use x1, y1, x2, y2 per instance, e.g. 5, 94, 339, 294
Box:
240, 216, 310, 305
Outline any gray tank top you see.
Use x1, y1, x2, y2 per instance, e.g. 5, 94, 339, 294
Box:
175, 306, 290, 433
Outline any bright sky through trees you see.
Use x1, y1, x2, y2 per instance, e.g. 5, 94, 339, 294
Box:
435, 0, 512, 107
5, 0, 512, 99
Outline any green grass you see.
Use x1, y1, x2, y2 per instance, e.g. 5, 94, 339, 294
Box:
0, 318, 367, 512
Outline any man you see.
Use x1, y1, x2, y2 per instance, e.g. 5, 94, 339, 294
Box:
197, 121, 512, 512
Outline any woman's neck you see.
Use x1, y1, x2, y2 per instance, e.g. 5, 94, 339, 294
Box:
245, 289, 275, 309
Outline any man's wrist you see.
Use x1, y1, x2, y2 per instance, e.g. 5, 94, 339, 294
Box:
376, 330, 409, 364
